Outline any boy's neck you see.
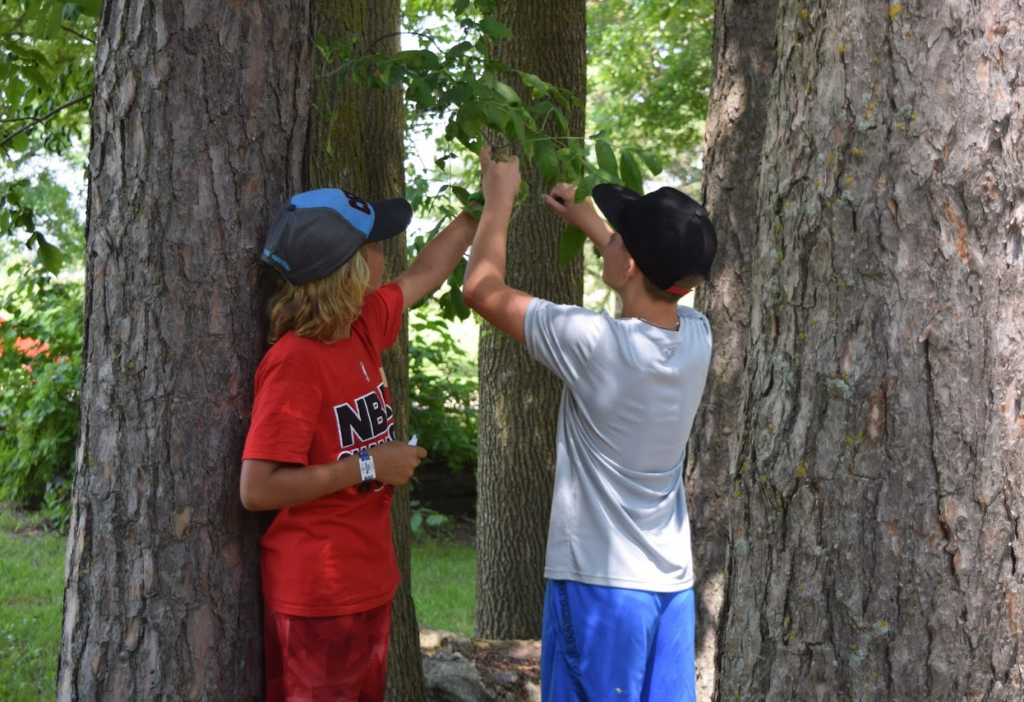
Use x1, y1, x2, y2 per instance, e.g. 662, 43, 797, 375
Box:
618, 285, 679, 331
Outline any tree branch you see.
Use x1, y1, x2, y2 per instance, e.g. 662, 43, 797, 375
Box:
62, 25, 96, 44
0, 93, 93, 149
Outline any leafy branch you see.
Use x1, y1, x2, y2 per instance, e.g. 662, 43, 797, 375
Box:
322, 0, 664, 272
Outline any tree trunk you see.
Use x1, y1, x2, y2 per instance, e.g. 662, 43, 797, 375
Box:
711, 2, 1024, 699
309, 3, 425, 700
475, 0, 586, 640
687, 0, 778, 699
58, 1, 311, 699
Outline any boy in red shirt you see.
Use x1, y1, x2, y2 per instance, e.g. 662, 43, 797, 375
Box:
241, 187, 478, 701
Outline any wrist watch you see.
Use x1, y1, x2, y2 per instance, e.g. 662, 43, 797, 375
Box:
358, 448, 376, 482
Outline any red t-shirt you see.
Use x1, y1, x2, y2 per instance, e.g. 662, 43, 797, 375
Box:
242, 283, 404, 617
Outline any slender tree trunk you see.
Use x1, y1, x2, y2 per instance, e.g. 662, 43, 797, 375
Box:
309, 3, 425, 700
475, 0, 586, 640
688, 1, 779, 699
711, 2, 1024, 699
58, 1, 311, 699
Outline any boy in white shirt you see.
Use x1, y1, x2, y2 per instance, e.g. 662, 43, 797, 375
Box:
464, 147, 717, 702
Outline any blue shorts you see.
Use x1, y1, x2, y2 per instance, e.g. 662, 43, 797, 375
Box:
541, 579, 695, 702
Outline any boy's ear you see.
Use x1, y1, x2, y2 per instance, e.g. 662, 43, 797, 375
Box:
624, 257, 642, 280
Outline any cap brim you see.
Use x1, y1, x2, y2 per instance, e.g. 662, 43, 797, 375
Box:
592, 183, 642, 234
367, 197, 413, 242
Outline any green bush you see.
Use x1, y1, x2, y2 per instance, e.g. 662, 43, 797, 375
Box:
0, 263, 82, 528
408, 306, 478, 473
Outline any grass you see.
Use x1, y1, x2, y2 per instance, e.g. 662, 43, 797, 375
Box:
410, 535, 477, 636
0, 504, 476, 698
0, 507, 65, 702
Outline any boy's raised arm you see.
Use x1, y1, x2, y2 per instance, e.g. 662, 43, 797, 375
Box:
462, 147, 532, 344
394, 211, 478, 313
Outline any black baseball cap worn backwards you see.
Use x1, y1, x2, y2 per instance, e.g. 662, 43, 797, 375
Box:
262, 188, 413, 285
592, 184, 717, 295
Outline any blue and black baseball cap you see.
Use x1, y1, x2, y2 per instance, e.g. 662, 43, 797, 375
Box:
261, 188, 413, 285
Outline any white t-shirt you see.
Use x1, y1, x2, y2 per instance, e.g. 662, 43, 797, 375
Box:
524, 298, 713, 592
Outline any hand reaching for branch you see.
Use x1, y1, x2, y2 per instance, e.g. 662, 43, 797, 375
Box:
480, 145, 521, 211
541, 183, 613, 250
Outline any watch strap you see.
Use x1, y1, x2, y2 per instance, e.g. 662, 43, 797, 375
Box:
358, 449, 376, 482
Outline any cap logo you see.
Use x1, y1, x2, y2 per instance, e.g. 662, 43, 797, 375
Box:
262, 248, 291, 272
291, 189, 377, 237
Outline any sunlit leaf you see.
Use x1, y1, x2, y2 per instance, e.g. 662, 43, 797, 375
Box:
492, 80, 521, 106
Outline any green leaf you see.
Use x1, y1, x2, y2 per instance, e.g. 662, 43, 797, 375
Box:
21, 65, 51, 91
638, 149, 664, 177
577, 173, 600, 200
7, 131, 30, 153
314, 36, 329, 58
44, 2, 64, 39
446, 284, 471, 320
74, 0, 103, 17
492, 81, 521, 106
533, 137, 559, 184
508, 111, 526, 148
391, 50, 427, 67
451, 186, 471, 205
7, 43, 53, 69
595, 140, 619, 181
520, 72, 550, 97
456, 102, 485, 139
479, 17, 514, 40
620, 150, 644, 194
552, 106, 569, 134
480, 102, 509, 132
37, 240, 64, 274
559, 226, 586, 265
453, 0, 471, 15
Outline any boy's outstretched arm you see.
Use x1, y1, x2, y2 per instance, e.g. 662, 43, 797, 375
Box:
394, 211, 478, 314
463, 147, 532, 344
540, 182, 614, 253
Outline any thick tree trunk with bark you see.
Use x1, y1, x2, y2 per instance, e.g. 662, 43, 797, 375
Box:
58, 1, 311, 699
688, 1, 778, 699
710, 2, 1024, 699
475, 0, 586, 640
309, 2, 425, 700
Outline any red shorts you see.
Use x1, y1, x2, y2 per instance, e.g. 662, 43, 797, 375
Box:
264, 603, 392, 702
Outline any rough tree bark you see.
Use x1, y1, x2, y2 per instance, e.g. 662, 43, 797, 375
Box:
475, 0, 586, 640
687, 0, 778, 699
711, 2, 1024, 699
308, 2, 426, 700
58, 1, 311, 699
